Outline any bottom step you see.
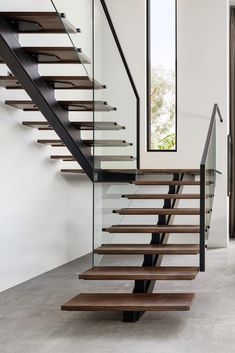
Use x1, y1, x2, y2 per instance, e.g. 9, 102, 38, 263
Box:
62, 293, 195, 312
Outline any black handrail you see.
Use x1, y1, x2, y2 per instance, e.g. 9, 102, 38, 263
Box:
200, 104, 223, 271
201, 104, 223, 166
99, 0, 140, 169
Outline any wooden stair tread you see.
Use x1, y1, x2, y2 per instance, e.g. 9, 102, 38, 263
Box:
5, 100, 116, 112
61, 169, 86, 174
22, 121, 124, 130
94, 244, 200, 255
113, 208, 200, 215
61, 169, 84, 174
57, 169, 201, 175
37, 139, 132, 147
103, 225, 200, 233
37, 139, 65, 147
0, 47, 90, 64
85, 140, 132, 147
0, 11, 78, 33
79, 266, 199, 280
122, 194, 201, 200
0, 76, 104, 90
51, 155, 135, 162
61, 293, 195, 312
69, 121, 124, 130
24, 47, 89, 64
132, 180, 200, 186
95, 169, 201, 175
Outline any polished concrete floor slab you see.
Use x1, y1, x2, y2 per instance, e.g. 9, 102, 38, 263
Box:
0, 242, 235, 353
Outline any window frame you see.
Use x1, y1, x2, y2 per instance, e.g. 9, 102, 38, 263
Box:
146, 0, 178, 152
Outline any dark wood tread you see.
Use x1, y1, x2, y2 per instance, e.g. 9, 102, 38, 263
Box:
24, 47, 89, 64
57, 169, 201, 175
37, 139, 65, 147
5, 100, 116, 112
72, 121, 124, 130
0, 47, 90, 64
22, 121, 124, 131
0, 11, 78, 33
122, 194, 201, 200
0, 76, 105, 90
103, 225, 200, 234
94, 244, 200, 255
61, 169, 85, 174
61, 169, 84, 174
61, 293, 195, 312
95, 169, 200, 175
79, 266, 199, 280
113, 208, 201, 215
51, 155, 135, 162
84, 140, 132, 147
132, 180, 200, 186
37, 139, 132, 147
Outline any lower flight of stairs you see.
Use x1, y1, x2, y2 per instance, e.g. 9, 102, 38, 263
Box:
62, 170, 201, 319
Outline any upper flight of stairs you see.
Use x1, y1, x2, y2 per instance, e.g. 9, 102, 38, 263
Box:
0, 9, 132, 174
0, 10, 204, 320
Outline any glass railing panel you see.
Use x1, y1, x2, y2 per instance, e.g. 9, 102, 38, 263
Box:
93, 0, 138, 172
46, 0, 139, 266
92, 1, 139, 265
93, 182, 137, 266
50, 0, 93, 77
200, 108, 221, 271
47, 0, 95, 174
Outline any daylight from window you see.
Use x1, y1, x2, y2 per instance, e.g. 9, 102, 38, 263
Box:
150, 0, 176, 150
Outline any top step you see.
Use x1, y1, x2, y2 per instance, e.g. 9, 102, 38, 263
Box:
92, 169, 201, 175
0, 12, 78, 34
59, 168, 201, 175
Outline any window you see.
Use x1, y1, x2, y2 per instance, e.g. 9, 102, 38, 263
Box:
147, 0, 177, 151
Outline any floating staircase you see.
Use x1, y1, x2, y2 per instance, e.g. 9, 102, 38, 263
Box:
0, 6, 221, 321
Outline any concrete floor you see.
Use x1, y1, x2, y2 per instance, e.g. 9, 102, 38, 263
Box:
1, 243, 235, 353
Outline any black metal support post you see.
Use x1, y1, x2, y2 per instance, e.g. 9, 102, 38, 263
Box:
122, 173, 183, 322
200, 166, 206, 272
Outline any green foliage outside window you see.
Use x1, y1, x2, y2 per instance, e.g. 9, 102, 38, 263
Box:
150, 66, 176, 150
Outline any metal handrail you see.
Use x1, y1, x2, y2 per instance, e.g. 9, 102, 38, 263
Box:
200, 104, 223, 272
201, 104, 223, 166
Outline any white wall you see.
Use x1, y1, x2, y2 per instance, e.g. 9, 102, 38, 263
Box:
106, 0, 229, 247
0, 0, 93, 292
